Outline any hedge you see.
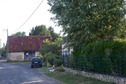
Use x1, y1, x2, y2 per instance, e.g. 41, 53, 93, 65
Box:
71, 41, 126, 77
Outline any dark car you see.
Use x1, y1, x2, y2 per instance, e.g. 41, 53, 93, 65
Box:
31, 57, 42, 68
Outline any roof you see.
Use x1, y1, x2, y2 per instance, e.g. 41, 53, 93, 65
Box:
8, 36, 50, 52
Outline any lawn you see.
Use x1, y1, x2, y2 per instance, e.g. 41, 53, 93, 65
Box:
38, 66, 115, 84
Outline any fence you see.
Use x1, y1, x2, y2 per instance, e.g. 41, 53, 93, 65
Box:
62, 54, 126, 78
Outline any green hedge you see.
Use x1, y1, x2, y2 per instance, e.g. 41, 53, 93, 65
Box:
71, 41, 126, 77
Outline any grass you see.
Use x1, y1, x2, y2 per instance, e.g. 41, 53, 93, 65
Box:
38, 66, 115, 84
6, 61, 30, 64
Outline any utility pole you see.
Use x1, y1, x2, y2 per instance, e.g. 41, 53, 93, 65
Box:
3, 29, 9, 60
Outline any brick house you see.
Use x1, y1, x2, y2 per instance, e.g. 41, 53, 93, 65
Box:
7, 36, 50, 61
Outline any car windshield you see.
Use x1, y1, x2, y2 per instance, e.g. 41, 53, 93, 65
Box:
32, 58, 41, 62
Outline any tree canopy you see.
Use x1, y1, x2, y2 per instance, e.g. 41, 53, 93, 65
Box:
48, 26, 60, 41
11, 31, 26, 36
29, 25, 50, 36
48, 0, 126, 48
29, 25, 60, 41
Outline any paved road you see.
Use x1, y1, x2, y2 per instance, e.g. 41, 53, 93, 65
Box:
0, 62, 61, 84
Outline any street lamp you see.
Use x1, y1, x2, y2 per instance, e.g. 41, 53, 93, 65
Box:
3, 29, 9, 61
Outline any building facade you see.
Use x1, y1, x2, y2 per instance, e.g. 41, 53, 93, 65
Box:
7, 36, 50, 61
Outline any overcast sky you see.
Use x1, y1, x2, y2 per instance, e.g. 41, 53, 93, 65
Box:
0, 0, 61, 47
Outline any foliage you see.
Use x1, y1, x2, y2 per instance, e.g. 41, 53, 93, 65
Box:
48, 0, 126, 48
48, 26, 60, 41
116, 18, 126, 39
40, 37, 63, 66
11, 31, 26, 36
1, 44, 6, 57
29, 25, 50, 36
29, 25, 61, 42
46, 52, 55, 66
71, 41, 126, 77
54, 54, 62, 67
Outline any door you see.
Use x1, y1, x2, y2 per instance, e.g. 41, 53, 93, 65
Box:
24, 51, 35, 61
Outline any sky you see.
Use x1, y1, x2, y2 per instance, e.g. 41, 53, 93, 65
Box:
0, 0, 61, 47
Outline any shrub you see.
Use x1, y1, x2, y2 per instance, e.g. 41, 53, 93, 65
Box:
54, 55, 62, 67
45, 53, 62, 67
47, 52, 55, 66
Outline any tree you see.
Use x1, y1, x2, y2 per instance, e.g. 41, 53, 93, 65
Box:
29, 25, 50, 36
40, 37, 63, 66
48, 0, 126, 48
29, 25, 61, 42
11, 31, 26, 36
48, 26, 60, 41
1, 44, 6, 57
116, 18, 126, 39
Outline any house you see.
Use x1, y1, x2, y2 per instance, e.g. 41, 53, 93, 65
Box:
62, 43, 73, 66
7, 36, 50, 61
62, 43, 73, 56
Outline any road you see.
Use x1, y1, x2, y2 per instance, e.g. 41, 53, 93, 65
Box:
0, 62, 61, 84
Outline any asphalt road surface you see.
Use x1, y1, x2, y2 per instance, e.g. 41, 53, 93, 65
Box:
0, 62, 61, 84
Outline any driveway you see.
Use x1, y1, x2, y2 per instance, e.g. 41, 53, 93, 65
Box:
0, 62, 61, 84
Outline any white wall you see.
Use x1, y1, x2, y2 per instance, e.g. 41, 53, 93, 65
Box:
8, 51, 40, 61
9, 52, 24, 61
62, 43, 73, 56
35, 52, 40, 57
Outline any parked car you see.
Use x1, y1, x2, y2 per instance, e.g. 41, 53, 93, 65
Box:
31, 57, 42, 68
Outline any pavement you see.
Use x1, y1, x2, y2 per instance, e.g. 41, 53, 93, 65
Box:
0, 62, 61, 84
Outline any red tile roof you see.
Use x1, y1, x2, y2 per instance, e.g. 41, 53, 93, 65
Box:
8, 36, 50, 52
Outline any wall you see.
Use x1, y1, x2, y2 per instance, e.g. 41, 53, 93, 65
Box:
63, 67, 126, 84
62, 43, 73, 55
9, 52, 24, 61
35, 52, 39, 57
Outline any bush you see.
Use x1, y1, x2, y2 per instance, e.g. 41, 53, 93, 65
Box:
72, 41, 126, 77
54, 55, 62, 67
47, 52, 55, 66
45, 53, 62, 67
1, 48, 6, 57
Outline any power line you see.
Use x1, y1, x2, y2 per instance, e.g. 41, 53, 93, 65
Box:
12, 0, 44, 34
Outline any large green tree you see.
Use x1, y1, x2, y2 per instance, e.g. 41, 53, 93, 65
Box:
11, 31, 26, 36
29, 25, 50, 36
48, 0, 126, 48
48, 26, 60, 41
29, 25, 60, 42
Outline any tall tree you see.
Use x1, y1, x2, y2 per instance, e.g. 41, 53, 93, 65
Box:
48, 0, 126, 47
11, 31, 26, 36
48, 26, 60, 41
29, 25, 60, 42
29, 25, 50, 36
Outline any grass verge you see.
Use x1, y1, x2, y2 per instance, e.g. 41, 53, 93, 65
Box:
7, 61, 30, 64
38, 66, 115, 84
